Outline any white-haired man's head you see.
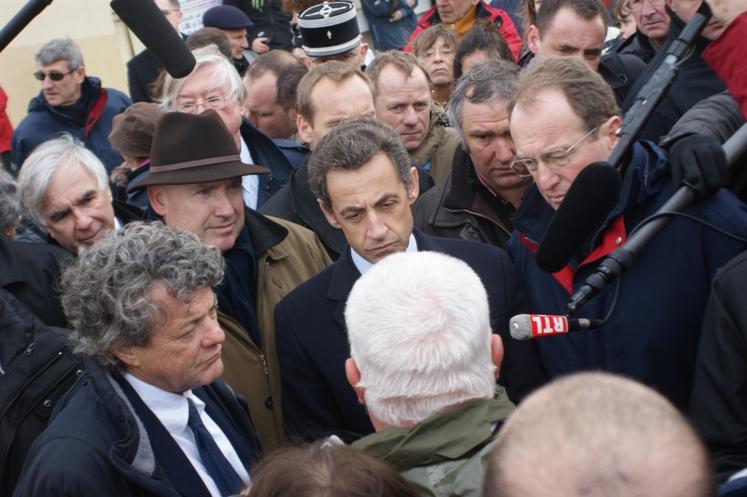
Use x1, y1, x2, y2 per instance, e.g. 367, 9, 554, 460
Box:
485, 372, 715, 497
344, 251, 503, 431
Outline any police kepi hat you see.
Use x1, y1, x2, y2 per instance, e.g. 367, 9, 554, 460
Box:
298, 1, 360, 57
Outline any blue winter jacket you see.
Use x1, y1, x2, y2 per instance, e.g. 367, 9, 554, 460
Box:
508, 141, 747, 410
11, 77, 131, 173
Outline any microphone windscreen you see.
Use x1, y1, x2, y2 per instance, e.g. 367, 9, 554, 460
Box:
111, 0, 196, 79
536, 162, 621, 273
509, 315, 532, 340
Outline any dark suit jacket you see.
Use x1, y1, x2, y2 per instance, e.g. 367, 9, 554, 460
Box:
276, 229, 547, 442
127, 49, 162, 103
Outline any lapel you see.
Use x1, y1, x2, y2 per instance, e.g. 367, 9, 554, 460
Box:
326, 248, 361, 332
413, 228, 444, 253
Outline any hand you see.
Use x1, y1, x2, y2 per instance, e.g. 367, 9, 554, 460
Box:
407, 0, 416, 7
705, 0, 747, 26
251, 37, 270, 54
669, 133, 728, 198
390, 9, 404, 20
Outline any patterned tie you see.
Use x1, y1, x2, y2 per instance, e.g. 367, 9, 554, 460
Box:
186, 399, 244, 497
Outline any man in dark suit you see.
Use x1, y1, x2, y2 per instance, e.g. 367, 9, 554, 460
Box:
13, 222, 260, 497
127, 0, 183, 103
275, 117, 547, 442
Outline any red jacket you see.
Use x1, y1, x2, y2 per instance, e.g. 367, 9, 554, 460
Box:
405, 0, 522, 61
704, 12, 747, 119
0, 87, 12, 154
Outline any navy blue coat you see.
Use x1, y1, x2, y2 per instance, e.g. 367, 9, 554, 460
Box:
13, 360, 260, 497
276, 229, 547, 442
11, 77, 131, 172
508, 141, 747, 410
240, 120, 295, 207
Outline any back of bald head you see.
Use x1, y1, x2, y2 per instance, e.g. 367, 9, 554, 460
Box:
485, 372, 714, 497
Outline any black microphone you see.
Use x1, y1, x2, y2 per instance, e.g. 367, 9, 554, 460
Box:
110, 0, 195, 78
509, 313, 604, 340
536, 162, 621, 273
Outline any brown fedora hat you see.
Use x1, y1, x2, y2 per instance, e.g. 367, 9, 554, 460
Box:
127, 110, 269, 192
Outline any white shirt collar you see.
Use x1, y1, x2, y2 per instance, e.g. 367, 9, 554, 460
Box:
350, 233, 418, 275
122, 372, 204, 433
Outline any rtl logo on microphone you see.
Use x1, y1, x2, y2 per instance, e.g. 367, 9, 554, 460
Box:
530, 315, 570, 336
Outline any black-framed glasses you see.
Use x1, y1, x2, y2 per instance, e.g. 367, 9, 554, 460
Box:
510, 126, 599, 178
33, 69, 75, 82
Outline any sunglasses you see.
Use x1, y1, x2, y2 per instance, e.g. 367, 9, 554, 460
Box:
33, 69, 74, 82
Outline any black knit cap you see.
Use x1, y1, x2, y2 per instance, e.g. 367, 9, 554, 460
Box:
298, 1, 360, 57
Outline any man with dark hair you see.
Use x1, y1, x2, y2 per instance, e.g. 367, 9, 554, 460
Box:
507, 57, 747, 410
224, 0, 294, 53
616, 0, 671, 63
413, 61, 529, 248
454, 23, 515, 79
366, 51, 460, 184
127, 0, 183, 103
13, 222, 260, 497
12, 38, 131, 172
259, 62, 378, 258
275, 116, 546, 442
242, 50, 308, 140
185, 27, 232, 58
129, 110, 330, 450
524, 0, 646, 105
487, 373, 715, 497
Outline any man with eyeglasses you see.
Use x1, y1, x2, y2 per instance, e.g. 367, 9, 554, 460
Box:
413, 61, 529, 249
159, 48, 294, 209
11, 37, 131, 174
506, 57, 747, 411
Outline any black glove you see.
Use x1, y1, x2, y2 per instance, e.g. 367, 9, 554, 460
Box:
669, 133, 728, 199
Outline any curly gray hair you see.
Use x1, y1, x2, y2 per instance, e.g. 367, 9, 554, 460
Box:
0, 169, 21, 233
61, 222, 225, 368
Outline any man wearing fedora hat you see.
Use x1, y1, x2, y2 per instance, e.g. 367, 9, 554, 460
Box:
129, 109, 331, 451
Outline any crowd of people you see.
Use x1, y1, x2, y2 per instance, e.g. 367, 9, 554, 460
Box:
1, 0, 747, 494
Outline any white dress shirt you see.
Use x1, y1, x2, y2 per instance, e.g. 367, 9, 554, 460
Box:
350, 233, 418, 275
123, 373, 250, 497
239, 136, 259, 210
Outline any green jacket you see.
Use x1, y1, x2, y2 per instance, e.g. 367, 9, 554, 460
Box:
219, 211, 331, 452
410, 111, 460, 185
353, 396, 514, 497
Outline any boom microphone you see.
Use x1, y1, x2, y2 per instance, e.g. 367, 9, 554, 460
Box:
509, 314, 604, 340
536, 162, 621, 273
110, 0, 195, 78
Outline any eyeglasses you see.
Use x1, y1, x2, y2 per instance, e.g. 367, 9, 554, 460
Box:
510, 126, 599, 178
33, 69, 75, 82
174, 94, 233, 114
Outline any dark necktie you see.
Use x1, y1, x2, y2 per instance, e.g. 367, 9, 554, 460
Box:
187, 399, 244, 497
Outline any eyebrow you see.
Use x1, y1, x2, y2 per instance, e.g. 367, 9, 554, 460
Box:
181, 295, 219, 328
48, 190, 97, 222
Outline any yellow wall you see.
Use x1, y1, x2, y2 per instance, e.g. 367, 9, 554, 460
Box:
0, 0, 133, 126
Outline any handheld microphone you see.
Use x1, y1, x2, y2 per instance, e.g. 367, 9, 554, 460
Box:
110, 0, 195, 78
536, 162, 621, 273
509, 314, 604, 340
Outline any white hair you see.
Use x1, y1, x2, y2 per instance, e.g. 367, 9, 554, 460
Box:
160, 47, 245, 108
344, 251, 496, 427
17, 134, 109, 228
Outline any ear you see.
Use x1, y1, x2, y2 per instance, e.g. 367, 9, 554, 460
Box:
490, 333, 504, 380
345, 358, 365, 405
111, 346, 140, 368
317, 198, 341, 228
601, 115, 622, 151
73, 65, 86, 84
359, 41, 369, 62
406, 166, 420, 205
527, 25, 541, 55
297, 114, 314, 146
147, 186, 169, 217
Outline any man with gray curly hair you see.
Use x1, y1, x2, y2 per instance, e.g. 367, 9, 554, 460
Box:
11, 37, 131, 172
347, 251, 513, 497
13, 222, 260, 497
